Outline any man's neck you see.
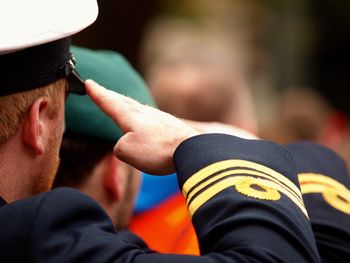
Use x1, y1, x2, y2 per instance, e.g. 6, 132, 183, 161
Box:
0, 136, 34, 203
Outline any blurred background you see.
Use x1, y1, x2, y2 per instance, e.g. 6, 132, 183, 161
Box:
72, 0, 350, 166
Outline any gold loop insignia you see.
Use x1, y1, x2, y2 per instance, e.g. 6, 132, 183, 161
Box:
299, 173, 350, 215
235, 176, 281, 201
184, 159, 308, 218
323, 189, 350, 215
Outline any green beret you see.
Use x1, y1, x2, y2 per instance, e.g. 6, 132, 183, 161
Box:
65, 45, 155, 142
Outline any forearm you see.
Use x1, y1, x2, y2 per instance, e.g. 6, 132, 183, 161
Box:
174, 134, 320, 262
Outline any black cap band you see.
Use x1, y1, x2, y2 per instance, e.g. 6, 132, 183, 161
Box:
0, 38, 73, 96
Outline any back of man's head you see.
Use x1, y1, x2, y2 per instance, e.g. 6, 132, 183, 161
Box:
0, 0, 98, 144
55, 45, 155, 187
0, 0, 98, 202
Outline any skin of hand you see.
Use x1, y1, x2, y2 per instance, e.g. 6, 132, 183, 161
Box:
85, 79, 200, 175
183, 119, 258, 140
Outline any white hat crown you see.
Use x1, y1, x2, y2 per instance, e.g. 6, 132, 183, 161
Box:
0, 0, 98, 54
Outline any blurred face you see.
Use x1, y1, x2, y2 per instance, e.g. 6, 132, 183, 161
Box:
148, 64, 235, 122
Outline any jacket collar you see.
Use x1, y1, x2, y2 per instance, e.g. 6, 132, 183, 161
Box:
0, 196, 7, 207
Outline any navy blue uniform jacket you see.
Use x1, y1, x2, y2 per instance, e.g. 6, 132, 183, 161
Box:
287, 142, 350, 263
0, 134, 321, 262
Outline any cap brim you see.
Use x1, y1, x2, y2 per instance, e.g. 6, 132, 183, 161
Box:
67, 69, 86, 95
0, 0, 98, 54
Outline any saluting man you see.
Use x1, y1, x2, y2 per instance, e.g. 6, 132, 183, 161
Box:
0, 0, 321, 262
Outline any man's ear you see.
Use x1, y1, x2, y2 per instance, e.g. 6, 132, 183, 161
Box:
21, 97, 49, 155
103, 156, 125, 202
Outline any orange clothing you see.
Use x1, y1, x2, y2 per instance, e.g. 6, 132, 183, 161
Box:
130, 193, 199, 255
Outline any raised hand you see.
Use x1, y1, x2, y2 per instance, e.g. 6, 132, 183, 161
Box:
85, 79, 200, 175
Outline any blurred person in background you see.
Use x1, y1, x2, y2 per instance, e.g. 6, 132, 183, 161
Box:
140, 19, 257, 134
54, 45, 155, 229
262, 87, 350, 171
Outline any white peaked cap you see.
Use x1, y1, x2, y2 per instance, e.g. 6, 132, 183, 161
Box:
0, 0, 98, 55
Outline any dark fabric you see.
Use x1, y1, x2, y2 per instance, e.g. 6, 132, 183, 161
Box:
0, 197, 6, 207
286, 142, 350, 187
0, 38, 70, 96
174, 134, 320, 262
286, 142, 350, 263
0, 134, 320, 262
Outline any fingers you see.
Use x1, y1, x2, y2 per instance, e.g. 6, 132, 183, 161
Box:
85, 79, 120, 122
85, 79, 200, 174
85, 79, 138, 132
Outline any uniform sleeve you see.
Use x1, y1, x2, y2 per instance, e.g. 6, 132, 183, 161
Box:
173, 134, 320, 262
286, 142, 350, 262
28, 134, 321, 262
